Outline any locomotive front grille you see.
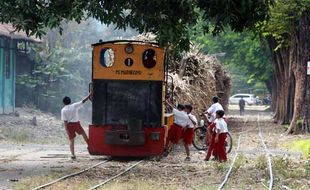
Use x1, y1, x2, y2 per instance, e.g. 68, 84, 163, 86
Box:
105, 130, 145, 146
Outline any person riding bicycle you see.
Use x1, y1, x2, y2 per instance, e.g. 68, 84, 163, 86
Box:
205, 110, 228, 162
204, 96, 224, 144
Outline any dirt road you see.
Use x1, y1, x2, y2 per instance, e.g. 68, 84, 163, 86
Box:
0, 106, 309, 190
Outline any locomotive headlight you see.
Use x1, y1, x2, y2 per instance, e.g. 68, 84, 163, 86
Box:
125, 44, 134, 54
142, 49, 156, 68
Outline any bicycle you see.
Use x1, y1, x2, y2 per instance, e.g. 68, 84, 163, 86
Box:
192, 117, 233, 153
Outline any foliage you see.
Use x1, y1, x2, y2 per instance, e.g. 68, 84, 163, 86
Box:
0, 0, 273, 50
17, 45, 91, 112
193, 29, 273, 94
197, 0, 273, 34
16, 19, 137, 113
262, 0, 310, 47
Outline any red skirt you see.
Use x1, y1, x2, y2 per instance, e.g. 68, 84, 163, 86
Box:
167, 123, 183, 144
182, 128, 194, 145
66, 122, 85, 140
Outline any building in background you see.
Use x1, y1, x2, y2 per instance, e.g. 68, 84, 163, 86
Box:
0, 24, 40, 114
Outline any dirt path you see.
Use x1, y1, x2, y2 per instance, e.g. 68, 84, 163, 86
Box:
0, 106, 309, 190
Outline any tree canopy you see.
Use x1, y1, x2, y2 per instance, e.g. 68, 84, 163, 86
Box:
193, 29, 273, 95
0, 0, 273, 50
262, 0, 310, 47
16, 19, 137, 113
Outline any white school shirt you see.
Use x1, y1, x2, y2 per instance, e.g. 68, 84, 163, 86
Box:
172, 108, 189, 127
207, 102, 224, 122
214, 118, 228, 133
188, 113, 197, 128
61, 101, 84, 122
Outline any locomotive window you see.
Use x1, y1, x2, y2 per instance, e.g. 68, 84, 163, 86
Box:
92, 80, 162, 127
100, 48, 114, 67
142, 49, 156, 68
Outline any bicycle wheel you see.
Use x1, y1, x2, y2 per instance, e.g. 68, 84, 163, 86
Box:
192, 127, 208, 151
225, 132, 233, 153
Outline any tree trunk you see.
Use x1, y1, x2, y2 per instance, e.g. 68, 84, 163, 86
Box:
267, 37, 294, 124
270, 75, 277, 111
264, 77, 277, 112
302, 73, 310, 133
287, 10, 310, 134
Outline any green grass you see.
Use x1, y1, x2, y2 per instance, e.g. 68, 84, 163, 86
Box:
285, 139, 310, 158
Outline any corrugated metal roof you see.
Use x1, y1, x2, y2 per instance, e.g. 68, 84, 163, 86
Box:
0, 23, 41, 42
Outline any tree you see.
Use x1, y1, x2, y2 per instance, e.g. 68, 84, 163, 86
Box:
0, 0, 272, 50
193, 30, 273, 96
16, 19, 137, 113
287, 10, 310, 133
262, 0, 310, 133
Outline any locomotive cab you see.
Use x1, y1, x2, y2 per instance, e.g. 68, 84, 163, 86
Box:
88, 40, 167, 157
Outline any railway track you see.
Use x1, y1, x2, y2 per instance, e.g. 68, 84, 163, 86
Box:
257, 115, 274, 190
31, 159, 143, 190
88, 160, 143, 190
218, 115, 274, 190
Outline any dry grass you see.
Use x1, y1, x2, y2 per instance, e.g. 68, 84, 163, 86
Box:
99, 180, 179, 190
232, 154, 246, 173
13, 169, 88, 190
272, 156, 310, 189
254, 155, 267, 170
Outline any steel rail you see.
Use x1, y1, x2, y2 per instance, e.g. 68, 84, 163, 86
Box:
257, 115, 274, 190
88, 160, 143, 190
218, 116, 249, 190
32, 160, 110, 190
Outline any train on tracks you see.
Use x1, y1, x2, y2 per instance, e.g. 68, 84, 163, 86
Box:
88, 40, 173, 157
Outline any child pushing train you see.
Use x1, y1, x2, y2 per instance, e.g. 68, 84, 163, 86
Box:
61, 92, 92, 160
164, 102, 197, 161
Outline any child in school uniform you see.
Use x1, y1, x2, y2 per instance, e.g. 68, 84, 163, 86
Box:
204, 110, 228, 162
183, 104, 197, 161
164, 104, 189, 155
61, 93, 92, 160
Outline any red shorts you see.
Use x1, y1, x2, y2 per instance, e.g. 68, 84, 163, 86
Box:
167, 123, 183, 144
66, 122, 85, 140
182, 128, 194, 145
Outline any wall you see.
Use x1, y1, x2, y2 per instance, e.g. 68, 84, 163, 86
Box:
0, 36, 16, 114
